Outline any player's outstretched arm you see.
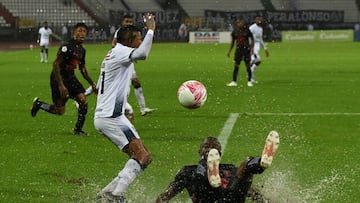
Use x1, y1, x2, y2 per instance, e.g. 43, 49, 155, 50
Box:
130, 13, 156, 61
156, 185, 178, 203
227, 38, 235, 57
156, 166, 187, 203
53, 56, 68, 98
79, 64, 97, 94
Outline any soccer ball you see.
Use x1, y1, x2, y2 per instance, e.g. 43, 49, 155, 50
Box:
177, 80, 207, 109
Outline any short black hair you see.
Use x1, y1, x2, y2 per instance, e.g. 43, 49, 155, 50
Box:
198, 136, 222, 157
122, 14, 133, 20
116, 24, 141, 44
74, 22, 88, 31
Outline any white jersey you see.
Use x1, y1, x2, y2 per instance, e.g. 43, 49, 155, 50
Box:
249, 23, 266, 55
94, 30, 154, 118
113, 28, 138, 79
38, 27, 52, 46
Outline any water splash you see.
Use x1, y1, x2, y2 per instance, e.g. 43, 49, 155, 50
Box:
258, 168, 349, 202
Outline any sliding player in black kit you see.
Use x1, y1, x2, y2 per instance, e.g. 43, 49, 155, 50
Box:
156, 132, 280, 203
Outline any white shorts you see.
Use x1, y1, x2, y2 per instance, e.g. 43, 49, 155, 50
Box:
94, 115, 140, 150
39, 40, 50, 48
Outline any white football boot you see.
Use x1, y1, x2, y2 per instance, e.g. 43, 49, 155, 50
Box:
260, 131, 280, 168
207, 148, 221, 188
140, 107, 156, 116
226, 81, 238, 87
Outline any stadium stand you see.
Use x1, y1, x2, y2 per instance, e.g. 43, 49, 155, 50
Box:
294, 0, 359, 22
79, 0, 127, 23
177, 0, 264, 17
122, 0, 162, 12
0, 0, 95, 27
0, 0, 359, 42
0, 15, 10, 27
271, 0, 292, 10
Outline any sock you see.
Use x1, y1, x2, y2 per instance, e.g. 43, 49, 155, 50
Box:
84, 86, 93, 96
40, 52, 44, 61
45, 49, 48, 62
251, 64, 257, 74
39, 101, 57, 114
232, 66, 239, 82
112, 159, 142, 196
102, 176, 120, 193
246, 65, 252, 81
75, 104, 87, 132
247, 157, 265, 174
134, 87, 146, 110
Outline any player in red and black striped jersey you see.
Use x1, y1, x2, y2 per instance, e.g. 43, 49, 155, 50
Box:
226, 19, 254, 87
156, 135, 278, 203
31, 23, 97, 135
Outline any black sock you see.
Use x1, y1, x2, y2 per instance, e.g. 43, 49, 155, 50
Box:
233, 66, 239, 82
38, 101, 57, 114
246, 157, 264, 174
75, 104, 87, 132
246, 65, 252, 81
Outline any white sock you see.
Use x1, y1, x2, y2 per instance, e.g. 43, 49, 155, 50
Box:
251, 64, 258, 80
84, 86, 93, 96
251, 64, 257, 74
45, 53, 48, 61
40, 52, 44, 61
102, 176, 120, 193
134, 87, 146, 110
112, 159, 142, 196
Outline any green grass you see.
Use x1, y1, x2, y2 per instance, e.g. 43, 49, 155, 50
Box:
0, 41, 359, 202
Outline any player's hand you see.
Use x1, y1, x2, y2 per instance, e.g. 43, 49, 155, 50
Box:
37, 39, 40, 44
144, 13, 156, 31
226, 51, 231, 58
91, 83, 98, 96
59, 85, 69, 99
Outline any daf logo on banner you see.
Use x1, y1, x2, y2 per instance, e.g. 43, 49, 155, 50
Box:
189, 32, 231, 43
193, 32, 220, 43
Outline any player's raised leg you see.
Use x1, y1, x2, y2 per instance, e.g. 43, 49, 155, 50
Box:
207, 148, 221, 188
260, 131, 280, 168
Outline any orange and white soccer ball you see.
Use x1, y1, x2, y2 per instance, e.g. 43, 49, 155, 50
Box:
177, 80, 207, 109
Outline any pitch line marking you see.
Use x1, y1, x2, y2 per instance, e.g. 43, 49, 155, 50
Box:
217, 113, 239, 155
241, 112, 360, 116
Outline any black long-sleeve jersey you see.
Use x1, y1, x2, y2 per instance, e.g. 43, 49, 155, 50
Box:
55, 39, 86, 78
167, 161, 253, 203
231, 27, 253, 48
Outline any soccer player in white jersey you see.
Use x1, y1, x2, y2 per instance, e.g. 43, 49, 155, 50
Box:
113, 14, 156, 116
82, 15, 155, 117
37, 21, 52, 63
249, 16, 269, 84
94, 13, 155, 203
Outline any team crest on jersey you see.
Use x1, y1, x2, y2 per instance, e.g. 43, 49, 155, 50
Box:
61, 46, 68, 52
104, 50, 112, 60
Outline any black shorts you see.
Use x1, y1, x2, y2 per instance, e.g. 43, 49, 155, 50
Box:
234, 46, 251, 65
50, 73, 85, 105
